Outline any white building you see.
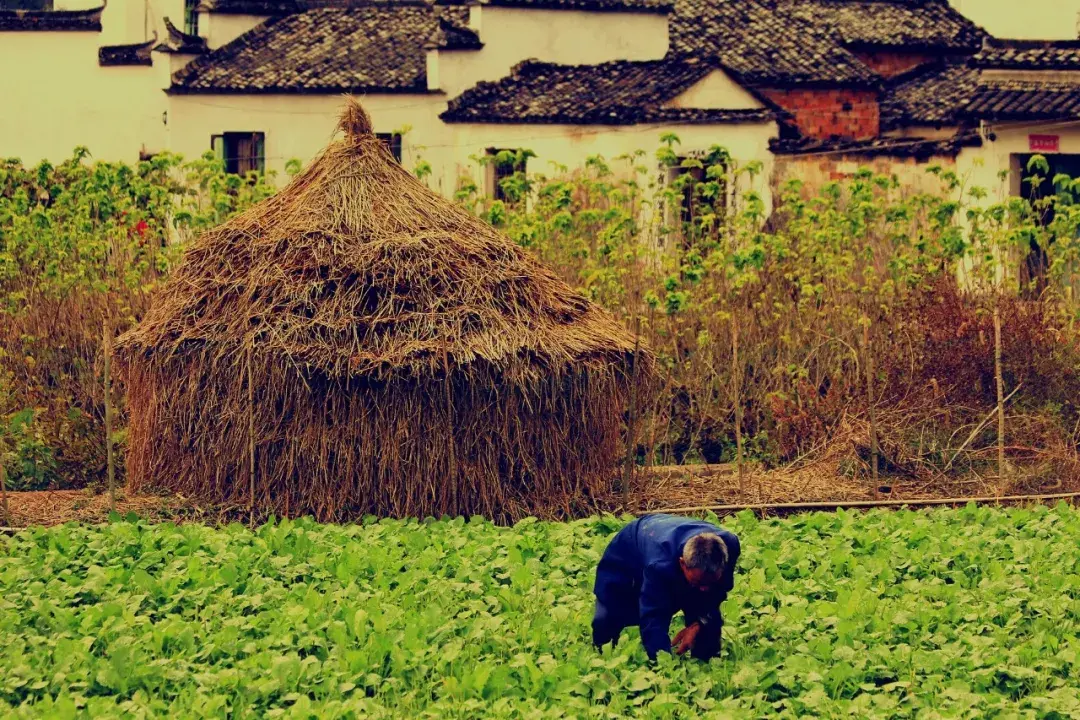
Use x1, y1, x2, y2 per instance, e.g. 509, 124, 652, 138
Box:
1, 0, 1078, 213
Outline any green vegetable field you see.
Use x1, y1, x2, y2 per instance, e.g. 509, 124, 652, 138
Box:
2, 505, 1079, 718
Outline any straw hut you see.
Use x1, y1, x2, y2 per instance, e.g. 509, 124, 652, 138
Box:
116, 98, 651, 522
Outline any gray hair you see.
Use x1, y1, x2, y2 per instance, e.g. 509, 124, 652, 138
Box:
682, 533, 728, 575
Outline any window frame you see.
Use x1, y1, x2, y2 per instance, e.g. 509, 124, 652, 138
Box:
211, 131, 266, 176
664, 151, 729, 245
485, 147, 527, 203
184, 0, 199, 37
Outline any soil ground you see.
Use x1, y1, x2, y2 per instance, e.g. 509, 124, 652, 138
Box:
3, 454, 1076, 528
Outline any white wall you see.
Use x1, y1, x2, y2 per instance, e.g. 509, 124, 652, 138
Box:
447, 121, 778, 211
950, 0, 1080, 39
168, 92, 779, 213
957, 123, 1080, 201
198, 12, 268, 49
663, 70, 764, 110
166, 93, 454, 184
433, 6, 667, 97
0, 33, 170, 166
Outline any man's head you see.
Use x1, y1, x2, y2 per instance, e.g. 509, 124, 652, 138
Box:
679, 532, 728, 593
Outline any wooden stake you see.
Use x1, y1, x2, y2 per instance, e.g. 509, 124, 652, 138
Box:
994, 304, 1006, 482
442, 329, 457, 515
649, 490, 1080, 517
863, 321, 879, 484
0, 449, 9, 526
247, 338, 256, 524
104, 321, 116, 512
732, 316, 745, 491
622, 312, 642, 503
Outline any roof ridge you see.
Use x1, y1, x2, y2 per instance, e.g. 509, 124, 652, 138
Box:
0, 3, 104, 31
100, 34, 158, 67
982, 37, 1080, 51
157, 16, 209, 54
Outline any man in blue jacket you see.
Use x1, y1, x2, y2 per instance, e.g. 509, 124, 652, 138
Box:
592, 513, 740, 661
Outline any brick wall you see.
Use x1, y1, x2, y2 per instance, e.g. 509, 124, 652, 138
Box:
761, 89, 880, 141
771, 153, 957, 196
852, 50, 937, 79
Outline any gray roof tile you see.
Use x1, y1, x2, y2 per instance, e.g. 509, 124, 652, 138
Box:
973, 39, 1080, 70
441, 57, 779, 123
779, 0, 985, 51
171, 6, 467, 93
671, 0, 880, 87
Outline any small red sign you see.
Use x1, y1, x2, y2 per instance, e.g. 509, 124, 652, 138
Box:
1029, 134, 1060, 153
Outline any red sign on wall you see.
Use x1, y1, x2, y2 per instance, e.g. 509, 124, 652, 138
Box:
1029, 134, 1060, 153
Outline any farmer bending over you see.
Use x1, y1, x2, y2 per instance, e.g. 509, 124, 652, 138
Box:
592, 513, 739, 661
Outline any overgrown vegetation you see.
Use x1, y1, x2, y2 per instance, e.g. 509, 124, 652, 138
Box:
0, 150, 276, 490
2, 141, 1079, 495
3, 505, 1080, 717
460, 144, 1080, 491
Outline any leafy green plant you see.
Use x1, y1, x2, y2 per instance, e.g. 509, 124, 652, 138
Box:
0, 408, 59, 491
2, 505, 1080, 717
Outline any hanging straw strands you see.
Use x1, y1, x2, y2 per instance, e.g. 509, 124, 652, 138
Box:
115, 97, 654, 523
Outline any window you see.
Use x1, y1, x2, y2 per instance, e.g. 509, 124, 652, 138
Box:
376, 133, 402, 163
670, 162, 708, 229
666, 151, 728, 243
184, 0, 199, 36
1014, 152, 1080, 298
211, 132, 265, 175
486, 148, 527, 202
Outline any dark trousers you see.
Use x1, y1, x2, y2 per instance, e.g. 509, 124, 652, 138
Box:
592, 599, 722, 661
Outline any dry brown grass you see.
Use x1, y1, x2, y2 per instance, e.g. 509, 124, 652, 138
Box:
115, 98, 653, 523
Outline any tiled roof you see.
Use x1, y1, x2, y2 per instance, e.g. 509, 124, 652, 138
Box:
0, 4, 103, 31
99, 38, 157, 67
196, 0, 449, 13
778, 0, 985, 51
156, 17, 209, 54
199, 0, 669, 12
973, 39, 1080, 70
881, 62, 978, 128
671, 0, 880, 88
181, 0, 886, 99
171, 6, 468, 93
771, 129, 981, 158
965, 82, 1080, 122
441, 57, 777, 124
195, 0, 300, 13
883, 60, 1080, 127
475, 0, 672, 13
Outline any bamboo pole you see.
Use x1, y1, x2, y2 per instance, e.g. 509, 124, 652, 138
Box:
943, 383, 1022, 473
622, 311, 642, 502
732, 316, 745, 491
994, 304, 1006, 482
0, 449, 8, 526
649, 491, 1080, 517
863, 320, 879, 484
247, 338, 256, 524
103, 321, 116, 512
442, 329, 457, 515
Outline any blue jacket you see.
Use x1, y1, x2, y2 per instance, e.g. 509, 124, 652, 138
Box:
594, 514, 740, 659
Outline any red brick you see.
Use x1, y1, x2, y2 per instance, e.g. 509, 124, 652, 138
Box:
852, 50, 936, 79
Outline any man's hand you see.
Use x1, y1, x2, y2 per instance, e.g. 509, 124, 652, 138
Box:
671, 622, 701, 655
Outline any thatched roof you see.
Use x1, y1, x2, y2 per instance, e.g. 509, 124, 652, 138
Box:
118, 98, 638, 380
